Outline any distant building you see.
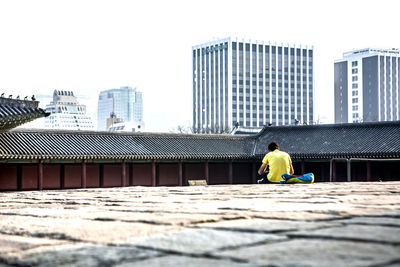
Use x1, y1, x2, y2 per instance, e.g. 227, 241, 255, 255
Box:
108, 120, 145, 132
44, 90, 95, 131
105, 112, 144, 132
97, 86, 143, 131
106, 112, 124, 130
192, 37, 314, 133
334, 48, 400, 123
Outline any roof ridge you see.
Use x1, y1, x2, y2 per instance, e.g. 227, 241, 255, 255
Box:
7, 128, 249, 140
254, 120, 400, 133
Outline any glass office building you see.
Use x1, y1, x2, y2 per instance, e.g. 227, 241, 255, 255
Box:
334, 48, 400, 123
192, 37, 314, 133
97, 86, 143, 131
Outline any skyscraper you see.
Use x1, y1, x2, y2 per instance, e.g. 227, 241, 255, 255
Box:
97, 86, 143, 131
45, 90, 94, 130
192, 37, 314, 133
334, 48, 400, 123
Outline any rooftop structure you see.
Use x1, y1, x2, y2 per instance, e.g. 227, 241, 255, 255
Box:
1, 120, 399, 191
0, 95, 49, 132
1, 121, 399, 161
108, 120, 145, 132
342, 48, 400, 57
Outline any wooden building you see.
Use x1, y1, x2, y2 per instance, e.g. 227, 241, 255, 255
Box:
1, 119, 400, 191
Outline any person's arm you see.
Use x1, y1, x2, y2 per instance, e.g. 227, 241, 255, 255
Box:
258, 163, 268, 175
289, 163, 294, 175
258, 154, 269, 175
288, 154, 294, 175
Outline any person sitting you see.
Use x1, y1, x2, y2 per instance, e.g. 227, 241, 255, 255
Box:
257, 142, 294, 184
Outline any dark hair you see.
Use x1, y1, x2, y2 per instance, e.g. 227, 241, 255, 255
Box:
268, 142, 279, 151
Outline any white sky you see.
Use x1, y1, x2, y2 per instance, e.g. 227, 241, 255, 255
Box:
1, 0, 399, 132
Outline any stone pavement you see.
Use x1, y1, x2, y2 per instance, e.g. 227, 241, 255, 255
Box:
0, 182, 400, 266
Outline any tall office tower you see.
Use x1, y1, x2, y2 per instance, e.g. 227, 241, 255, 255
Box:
334, 48, 400, 123
44, 90, 95, 130
97, 86, 143, 131
192, 37, 314, 133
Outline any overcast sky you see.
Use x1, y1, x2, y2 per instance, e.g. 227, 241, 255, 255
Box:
1, 0, 399, 132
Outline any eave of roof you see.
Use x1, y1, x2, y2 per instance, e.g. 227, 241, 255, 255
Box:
0, 98, 49, 132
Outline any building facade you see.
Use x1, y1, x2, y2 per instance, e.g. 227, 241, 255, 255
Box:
192, 37, 314, 133
97, 86, 143, 131
44, 90, 94, 131
334, 48, 400, 123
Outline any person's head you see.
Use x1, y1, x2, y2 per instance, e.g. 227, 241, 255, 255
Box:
268, 142, 279, 151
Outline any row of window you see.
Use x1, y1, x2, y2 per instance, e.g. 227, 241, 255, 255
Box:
351, 60, 359, 117
351, 61, 360, 119
45, 124, 94, 128
351, 62, 359, 118
231, 43, 313, 57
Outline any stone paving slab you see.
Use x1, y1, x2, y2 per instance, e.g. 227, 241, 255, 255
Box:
286, 224, 400, 245
213, 239, 400, 267
131, 228, 286, 254
198, 218, 343, 233
0, 234, 69, 254
337, 216, 400, 227
0, 182, 399, 266
116, 255, 253, 267
0, 215, 178, 244
2, 243, 163, 267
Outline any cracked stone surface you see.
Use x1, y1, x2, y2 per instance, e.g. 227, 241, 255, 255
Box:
132, 228, 286, 254
3, 243, 163, 267
0, 182, 399, 266
213, 239, 400, 267
115, 255, 253, 267
286, 224, 400, 245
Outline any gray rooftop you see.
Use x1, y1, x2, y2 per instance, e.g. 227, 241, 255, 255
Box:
0, 121, 399, 161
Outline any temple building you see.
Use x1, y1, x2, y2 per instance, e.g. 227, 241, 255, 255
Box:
0, 92, 399, 191
0, 120, 399, 191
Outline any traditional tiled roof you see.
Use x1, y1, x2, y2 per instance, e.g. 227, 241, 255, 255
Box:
0, 97, 49, 132
253, 121, 400, 159
0, 129, 254, 160
0, 121, 399, 161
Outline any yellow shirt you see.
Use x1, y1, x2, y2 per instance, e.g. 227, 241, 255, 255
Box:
262, 149, 292, 183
